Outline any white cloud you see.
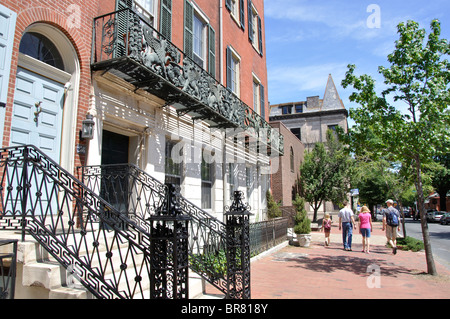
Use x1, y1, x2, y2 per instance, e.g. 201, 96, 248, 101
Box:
267, 62, 349, 104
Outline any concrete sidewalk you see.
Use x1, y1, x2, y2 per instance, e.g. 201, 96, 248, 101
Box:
207, 222, 450, 299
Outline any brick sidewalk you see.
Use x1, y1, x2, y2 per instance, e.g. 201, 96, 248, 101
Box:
205, 222, 450, 299
248, 223, 450, 299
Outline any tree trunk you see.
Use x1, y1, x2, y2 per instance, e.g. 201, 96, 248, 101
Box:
415, 156, 437, 275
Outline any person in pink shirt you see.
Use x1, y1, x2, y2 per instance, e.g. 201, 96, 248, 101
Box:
358, 206, 373, 253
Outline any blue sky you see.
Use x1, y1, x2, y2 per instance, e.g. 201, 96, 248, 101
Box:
264, 0, 450, 120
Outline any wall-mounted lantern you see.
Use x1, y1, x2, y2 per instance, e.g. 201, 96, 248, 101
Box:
81, 114, 95, 140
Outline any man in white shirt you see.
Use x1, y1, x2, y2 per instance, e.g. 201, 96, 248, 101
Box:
338, 201, 356, 251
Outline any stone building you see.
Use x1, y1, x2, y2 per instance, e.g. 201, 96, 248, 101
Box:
269, 74, 348, 218
269, 74, 348, 151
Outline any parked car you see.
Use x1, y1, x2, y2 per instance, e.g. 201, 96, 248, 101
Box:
426, 210, 445, 222
440, 212, 450, 225
403, 208, 411, 218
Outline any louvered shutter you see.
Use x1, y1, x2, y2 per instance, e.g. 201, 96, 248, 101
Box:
115, 0, 133, 57
226, 47, 232, 91
208, 25, 216, 78
248, 0, 253, 42
258, 16, 263, 56
0, 4, 16, 142
161, 0, 172, 40
225, 0, 232, 11
239, 0, 245, 30
183, 0, 193, 59
260, 84, 265, 119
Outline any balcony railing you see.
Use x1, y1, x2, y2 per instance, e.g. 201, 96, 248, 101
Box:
91, 8, 283, 156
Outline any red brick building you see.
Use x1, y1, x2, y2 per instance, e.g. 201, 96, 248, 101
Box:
0, 0, 281, 220
269, 121, 304, 208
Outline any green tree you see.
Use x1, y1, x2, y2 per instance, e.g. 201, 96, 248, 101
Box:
292, 195, 311, 234
352, 157, 390, 214
266, 190, 282, 219
342, 19, 450, 275
299, 129, 352, 222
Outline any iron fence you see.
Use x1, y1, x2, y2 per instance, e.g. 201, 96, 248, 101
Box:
0, 239, 18, 299
250, 217, 288, 256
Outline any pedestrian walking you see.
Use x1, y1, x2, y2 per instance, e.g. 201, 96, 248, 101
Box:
321, 213, 332, 246
382, 199, 401, 255
358, 206, 372, 253
338, 201, 356, 251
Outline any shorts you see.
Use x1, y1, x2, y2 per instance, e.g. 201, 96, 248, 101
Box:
386, 225, 398, 239
360, 228, 371, 237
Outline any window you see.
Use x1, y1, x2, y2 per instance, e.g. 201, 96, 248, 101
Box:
165, 140, 182, 186
253, 80, 260, 115
290, 128, 301, 141
201, 155, 213, 209
228, 163, 236, 201
295, 103, 304, 113
135, 0, 155, 26
328, 125, 338, 132
184, 0, 216, 76
246, 166, 252, 202
281, 105, 292, 115
19, 32, 64, 70
248, 0, 263, 55
290, 148, 295, 172
253, 75, 265, 118
193, 15, 205, 66
226, 0, 245, 29
226, 46, 240, 96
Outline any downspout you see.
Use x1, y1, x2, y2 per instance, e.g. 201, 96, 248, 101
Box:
220, 0, 227, 218
219, 0, 224, 85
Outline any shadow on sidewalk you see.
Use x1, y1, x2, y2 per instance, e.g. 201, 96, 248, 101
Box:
276, 243, 413, 277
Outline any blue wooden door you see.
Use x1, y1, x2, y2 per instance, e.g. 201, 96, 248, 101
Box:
7, 67, 65, 217
10, 67, 64, 163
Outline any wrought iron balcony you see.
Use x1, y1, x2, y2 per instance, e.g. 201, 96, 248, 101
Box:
91, 8, 283, 156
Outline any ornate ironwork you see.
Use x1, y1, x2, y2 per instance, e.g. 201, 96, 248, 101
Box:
91, 8, 284, 156
0, 147, 285, 299
79, 164, 229, 295
0, 145, 154, 299
249, 217, 288, 256
224, 191, 251, 299
149, 184, 190, 299
0, 239, 18, 299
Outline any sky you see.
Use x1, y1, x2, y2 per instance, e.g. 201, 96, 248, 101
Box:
264, 0, 450, 122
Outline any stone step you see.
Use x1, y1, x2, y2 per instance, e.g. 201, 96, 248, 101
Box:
20, 246, 223, 299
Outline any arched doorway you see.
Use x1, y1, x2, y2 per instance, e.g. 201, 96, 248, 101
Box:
10, 23, 80, 170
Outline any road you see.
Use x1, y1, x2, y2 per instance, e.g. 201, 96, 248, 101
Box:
403, 218, 450, 271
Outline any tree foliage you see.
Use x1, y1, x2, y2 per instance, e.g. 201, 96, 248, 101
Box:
342, 19, 450, 275
292, 195, 311, 234
299, 129, 352, 222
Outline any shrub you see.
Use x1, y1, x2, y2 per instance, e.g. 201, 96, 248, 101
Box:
266, 190, 282, 218
292, 194, 311, 234
396, 236, 424, 252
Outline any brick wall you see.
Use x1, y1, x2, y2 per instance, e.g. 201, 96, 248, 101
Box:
269, 121, 304, 207
1, 0, 110, 172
